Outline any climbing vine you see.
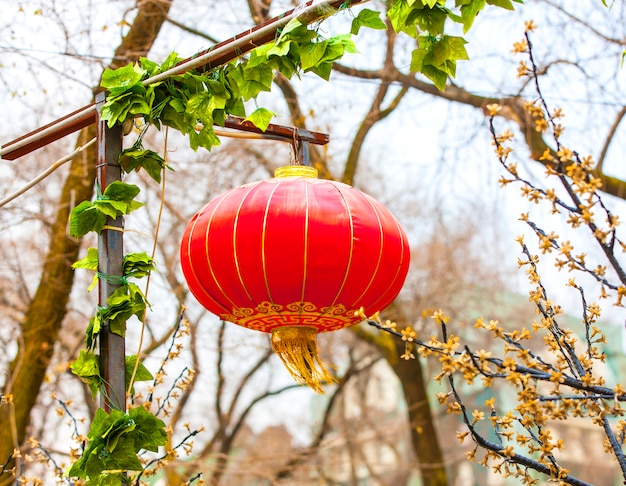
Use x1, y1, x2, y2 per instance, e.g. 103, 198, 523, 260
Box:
66, 1, 522, 483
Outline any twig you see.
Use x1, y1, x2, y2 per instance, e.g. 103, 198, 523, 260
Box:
0, 138, 96, 208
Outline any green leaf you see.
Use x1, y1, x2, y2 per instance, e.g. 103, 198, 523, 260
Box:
387, 0, 417, 37
68, 407, 166, 483
119, 148, 166, 183
300, 41, 329, 71
244, 108, 276, 132
100, 63, 146, 92
432, 36, 469, 66
267, 39, 293, 58
70, 350, 102, 398
486, 0, 516, 9
100, 86, 151, 128
93, 181, 144, 219
460, 0, 486, 32
125, 355, 154, 395
70, 201, 107, 238
350, 8, 386, 35
422, 64, 449, 90
68, 408, 112, 479
309, 61, 334, 81
277, 18, 308, 42
123, 252, 156, 279
102, 181, 141, 204
406, 5, 448, 35
73, 247, 99, 271
226, 67, 253, 101
73, 247, 100, 291
85, 314, 102, 350
129, 406, 167, 452
102, 416, 136, 453
248, 44, 273, 67
101, 284, 147, 337
189, 126, 222, 151
158, 51, 182, 72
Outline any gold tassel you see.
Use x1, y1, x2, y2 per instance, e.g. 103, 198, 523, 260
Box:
271, 326, 337, 394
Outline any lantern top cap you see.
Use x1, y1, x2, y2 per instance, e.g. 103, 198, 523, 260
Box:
274, 165, 318, 179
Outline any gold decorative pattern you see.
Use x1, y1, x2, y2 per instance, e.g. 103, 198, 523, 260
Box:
220, 301, 360, 334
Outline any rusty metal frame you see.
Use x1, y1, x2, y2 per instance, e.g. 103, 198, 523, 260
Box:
0, 0, 362, 161
0, 0, 366, 414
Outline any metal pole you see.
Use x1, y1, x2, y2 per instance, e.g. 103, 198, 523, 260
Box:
95, 92, 126, 413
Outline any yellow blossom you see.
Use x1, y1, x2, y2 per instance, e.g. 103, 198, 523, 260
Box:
524, 20, 537, 32
512, 39, 528, 53
472, 409, 485, 423
486, 103, 502, 116
401, 326, 416, 342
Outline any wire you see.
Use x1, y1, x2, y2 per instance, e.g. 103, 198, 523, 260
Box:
0, 137, 96, 208
127, 127, 169, 397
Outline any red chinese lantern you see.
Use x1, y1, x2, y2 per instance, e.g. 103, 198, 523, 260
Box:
180, 165, 410, 392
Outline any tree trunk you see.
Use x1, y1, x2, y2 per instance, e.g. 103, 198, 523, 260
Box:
390, 349, 448, 486
0, 0, 173, 479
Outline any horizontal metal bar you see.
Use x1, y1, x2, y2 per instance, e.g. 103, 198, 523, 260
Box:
224, 116, 329, 145
0, 104, 97, 160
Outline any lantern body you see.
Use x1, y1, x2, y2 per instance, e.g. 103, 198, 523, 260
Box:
180, 166, 410, 333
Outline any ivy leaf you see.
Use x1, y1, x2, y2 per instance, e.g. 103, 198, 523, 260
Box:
101, 181, 142, 208
125, 355, 153, 395
407, 5, 448, 35
302, 37, 353, 80
156, 51, 182, 73
244, 108, 276, 132
228, 63, 274, 101
300, 40, 330, 71
277, 18, 310, 43
350, 8, 386, 35
102, 415, 136, 453
83, 441, 143, 481
486, 0, 516, 9
421, 64, 449, 91
129, 406, 167, 453
100, 86, 151, 128
119, 148, 166, 183
411, 36, 468, 90
460, 0, 486, 32
68, 407, 165, 483
101, 284, 147, 337
93, 181, 144, 218
432, 36, 469, 66
248, 44, 272, 67
267, 39, 293, 58
86, 314, 102, 350
100, 63, 146, 94
189, 126, 222, 151
123, 252, 156, 279
226, 96, 247, 119
70, 350, 102, 398
68, 408, 112, 479
387, 0, 417, 37
73, 247, 100, 291
70, 201, 107, 238
73, 247, 99, 271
